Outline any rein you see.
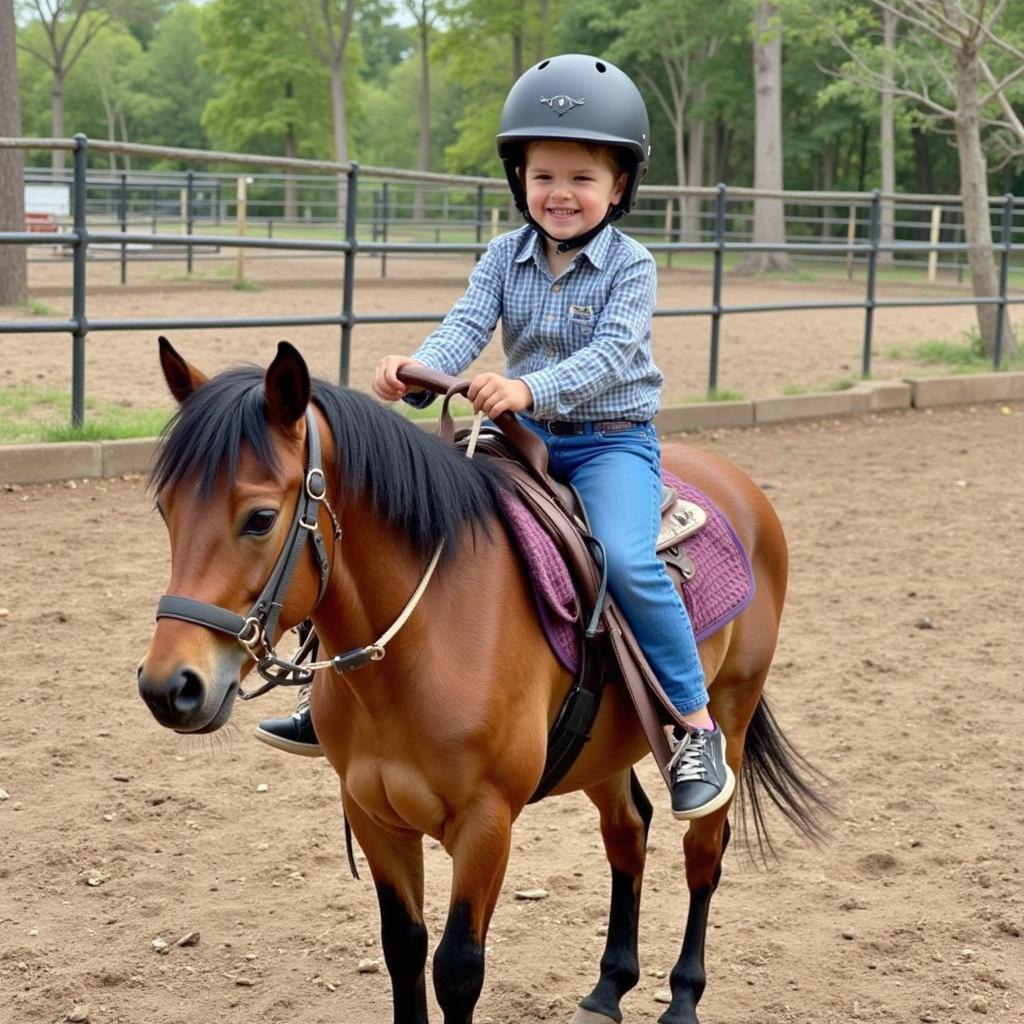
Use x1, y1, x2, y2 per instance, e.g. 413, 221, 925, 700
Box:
155, 406, 484, 700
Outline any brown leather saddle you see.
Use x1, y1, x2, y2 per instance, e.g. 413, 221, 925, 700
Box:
398, 365, 698, 798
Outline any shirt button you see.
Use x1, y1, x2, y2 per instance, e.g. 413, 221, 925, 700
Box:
551, 284, 561, 293
546, 313, 554, 322
546, 345, 555, 356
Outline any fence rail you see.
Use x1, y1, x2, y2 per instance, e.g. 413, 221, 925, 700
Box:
1, 135, 1022, 428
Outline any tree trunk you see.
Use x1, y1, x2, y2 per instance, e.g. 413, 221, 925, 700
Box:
683, 83, 706, 243
0, 0, 27, 307
710, 116, 729, 183
912, 126, 933, 195
953, 43, 1017, 358
413, 14, 431, 223
879, 7, 896, 265
52, 67, 66, 173
822, 141, 836, 241
740, 2, 791, 273
118, 107, 131, 172
284, 123, 298, 222
329, 60, 348, 225
283, 80, 298, 221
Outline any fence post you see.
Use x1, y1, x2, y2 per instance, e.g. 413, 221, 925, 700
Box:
927, 204, 941, 283
119, 170, 127, 286
381, 180, 389, 279
235, 175, 248, 286
994, 192, 1014, 370
845, 204, 857, 280
475, 185, 484, 263
340, 162, 359, 387
71, 134, 89, 430
186, 170, 195, 274
490, 207, 500, 238
664, 198, 674, 270
708, 184, 727, 396
862, 189, 880, 378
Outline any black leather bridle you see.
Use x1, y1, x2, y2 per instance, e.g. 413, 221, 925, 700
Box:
154, 409, 370, 700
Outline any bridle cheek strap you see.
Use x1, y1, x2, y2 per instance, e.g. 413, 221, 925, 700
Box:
155, 408, 332, 694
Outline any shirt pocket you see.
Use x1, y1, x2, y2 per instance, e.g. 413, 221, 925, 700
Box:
567, 304, 599, 345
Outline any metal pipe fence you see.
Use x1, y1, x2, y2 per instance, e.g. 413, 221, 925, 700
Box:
2, 135, 1023, 428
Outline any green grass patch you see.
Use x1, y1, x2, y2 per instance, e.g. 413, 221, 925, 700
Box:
782, 383, 807, 396
681, 388, 744, 403
22, 298, 56, 317
914, 332, 990, 368
0, 384, 170, 444
828, 377, 857, 391
232, 279, 263, 292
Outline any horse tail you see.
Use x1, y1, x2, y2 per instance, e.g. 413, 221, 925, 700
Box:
736, 696, 833, 860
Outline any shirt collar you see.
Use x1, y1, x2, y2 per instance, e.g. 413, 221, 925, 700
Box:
513, 222, 615, 270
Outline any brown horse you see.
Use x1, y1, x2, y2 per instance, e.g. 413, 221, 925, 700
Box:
138, 338, 826, 1024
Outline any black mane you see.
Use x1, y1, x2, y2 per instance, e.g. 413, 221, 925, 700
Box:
151, 365, 508, 556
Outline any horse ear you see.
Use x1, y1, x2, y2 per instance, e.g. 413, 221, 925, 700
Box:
264, 340, 310, 433
159, 336, 208, 404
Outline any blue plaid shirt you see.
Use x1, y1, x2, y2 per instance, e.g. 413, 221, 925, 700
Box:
407, 224, 663, 421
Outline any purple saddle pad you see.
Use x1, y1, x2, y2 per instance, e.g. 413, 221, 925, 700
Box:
499, 471, 755, 674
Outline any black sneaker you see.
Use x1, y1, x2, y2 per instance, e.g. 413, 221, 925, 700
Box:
254, 687, 323, 757
668, 726, 735, 820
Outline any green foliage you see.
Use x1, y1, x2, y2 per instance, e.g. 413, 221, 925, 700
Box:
11, 0, 1023, 196
200, 0, 336, 158
132, 3, 216, 156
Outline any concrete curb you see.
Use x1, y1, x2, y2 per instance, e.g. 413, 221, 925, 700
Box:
2, 372, 1021, 486
906, 371, 1024, 408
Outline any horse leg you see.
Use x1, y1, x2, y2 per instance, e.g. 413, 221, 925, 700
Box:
570, 768, 653, 1024
657, 795, 733, 1024
344, 798, 429, 1024
432, 795, 514, 1024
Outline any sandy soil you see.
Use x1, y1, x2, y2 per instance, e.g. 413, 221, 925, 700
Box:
1, 400, 1022, 1024
1, 251, 990, 414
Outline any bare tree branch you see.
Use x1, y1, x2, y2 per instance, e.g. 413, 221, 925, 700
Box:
826, 29, 957, 117
977, 52, 1024, 144
868, 0, 962, 48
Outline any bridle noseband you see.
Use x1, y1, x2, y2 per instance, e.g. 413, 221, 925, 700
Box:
155, 408, 348, 700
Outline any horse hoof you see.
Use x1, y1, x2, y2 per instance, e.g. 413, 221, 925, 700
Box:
569, 1008, 620, 1024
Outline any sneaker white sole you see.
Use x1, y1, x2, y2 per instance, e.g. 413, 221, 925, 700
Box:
253, 724, 324, 758
671, 765, 736, 821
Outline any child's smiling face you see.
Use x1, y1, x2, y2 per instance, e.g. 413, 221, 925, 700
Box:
522, 141, 626, 246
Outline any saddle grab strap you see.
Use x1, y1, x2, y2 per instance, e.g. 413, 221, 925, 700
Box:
395, 364, 551, 484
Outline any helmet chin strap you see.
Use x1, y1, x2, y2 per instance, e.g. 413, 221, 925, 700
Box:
526, 206, 619, 254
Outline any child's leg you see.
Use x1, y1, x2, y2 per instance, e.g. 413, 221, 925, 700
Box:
546, 424, 734, 820
551, 427, 708, 719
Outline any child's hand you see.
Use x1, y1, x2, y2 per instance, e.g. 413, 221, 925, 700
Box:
371, 355, 420, 401
467, 373, 533, 419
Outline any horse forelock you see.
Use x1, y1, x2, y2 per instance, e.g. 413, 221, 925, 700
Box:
150, 364, 507, 555
150, 365, 280, 501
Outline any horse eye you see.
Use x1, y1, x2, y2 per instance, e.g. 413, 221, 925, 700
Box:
243, 509, 278, 535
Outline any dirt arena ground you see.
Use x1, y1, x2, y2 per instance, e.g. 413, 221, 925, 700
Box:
0, 251, 994, 411
1, 398, 1022, 1024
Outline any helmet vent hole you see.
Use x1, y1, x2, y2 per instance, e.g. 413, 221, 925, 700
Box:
538, 60, 550, 69
595, 61, 607, 73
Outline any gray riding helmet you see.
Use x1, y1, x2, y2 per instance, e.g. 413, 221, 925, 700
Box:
495, 54, 651, 219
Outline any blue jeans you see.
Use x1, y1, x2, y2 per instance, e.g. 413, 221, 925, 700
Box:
522, 419, 708, 715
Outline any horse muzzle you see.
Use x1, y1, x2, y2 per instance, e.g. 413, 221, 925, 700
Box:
137, 659, 239, 733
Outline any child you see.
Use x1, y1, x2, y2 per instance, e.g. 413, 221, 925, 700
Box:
258, 54, 734, 821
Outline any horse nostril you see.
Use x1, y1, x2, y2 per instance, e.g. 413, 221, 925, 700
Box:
173, 668, 205, 715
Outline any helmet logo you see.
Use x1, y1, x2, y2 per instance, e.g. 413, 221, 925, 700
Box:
539, 94, 585, 116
